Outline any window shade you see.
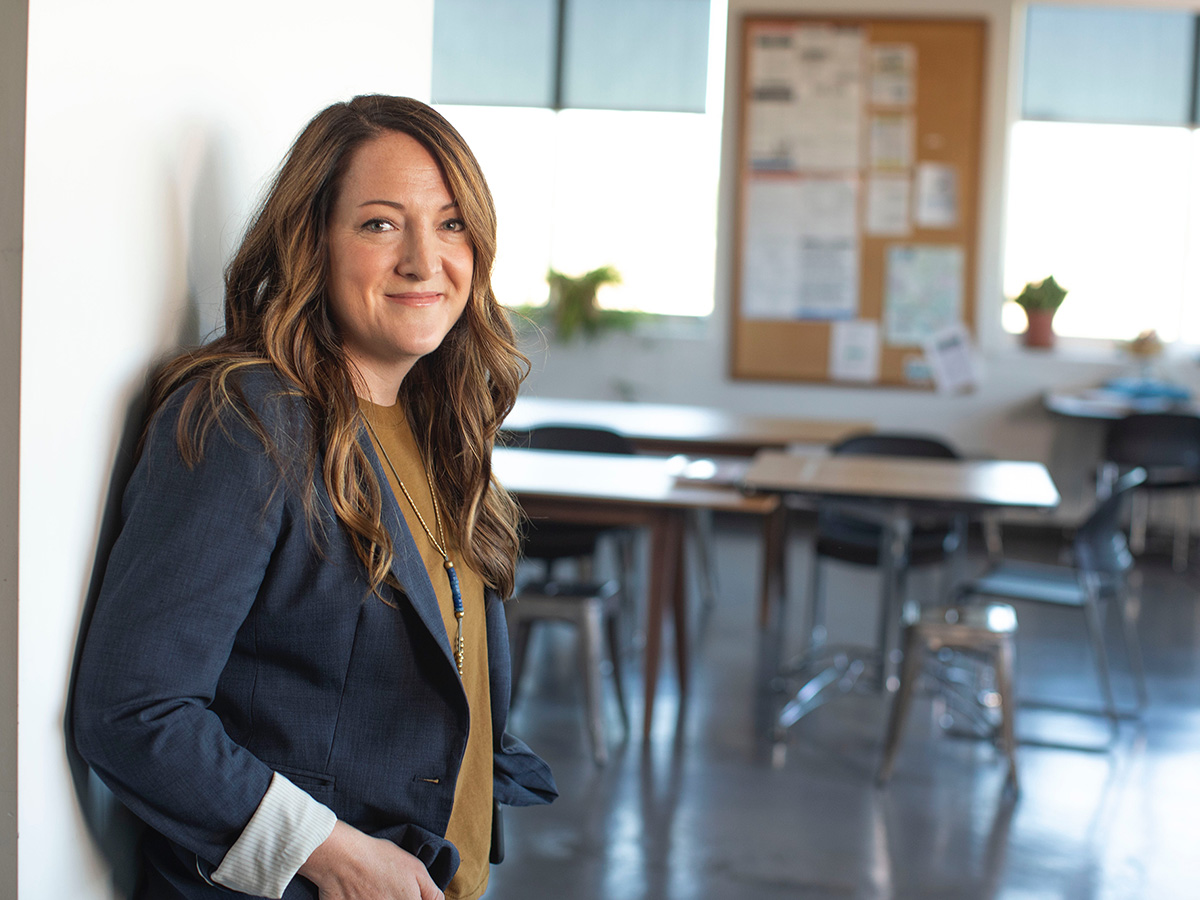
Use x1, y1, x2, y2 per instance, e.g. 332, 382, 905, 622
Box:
432, 0, 710, 112
432, 0, 558, 107
1022, 5, 1194, 126
562, 0, 710, 112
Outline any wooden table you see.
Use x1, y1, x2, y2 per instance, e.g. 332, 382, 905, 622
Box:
743, 451, 1060, 729
744, 453, 1061, 510
494, 447, 782, 740
504, 396, 871, 456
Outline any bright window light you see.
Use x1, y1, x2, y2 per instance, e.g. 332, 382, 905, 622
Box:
547, 108, 720, 315
1003, 120, 1194, 342
442, 108, 721, 319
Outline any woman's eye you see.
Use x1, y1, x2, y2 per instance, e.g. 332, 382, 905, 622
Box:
443, 218, 467, 233
363, 218, 395, 233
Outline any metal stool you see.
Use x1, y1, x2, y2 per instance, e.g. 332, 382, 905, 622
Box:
877, 602, 1019, 793
507, 579, 628, 765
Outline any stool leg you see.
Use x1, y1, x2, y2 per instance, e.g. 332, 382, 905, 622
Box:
580, 601, 609, 765
993, 636, 1019, 795
606, 606, 629, 733
877, 627, 924, 785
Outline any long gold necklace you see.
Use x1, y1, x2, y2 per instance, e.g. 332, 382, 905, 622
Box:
362, 414, 465, 676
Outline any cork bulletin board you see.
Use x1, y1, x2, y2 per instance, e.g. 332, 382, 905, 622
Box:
731, 16, 986, 386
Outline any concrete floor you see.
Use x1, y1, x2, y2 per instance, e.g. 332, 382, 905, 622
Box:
487, 517, 1200, 900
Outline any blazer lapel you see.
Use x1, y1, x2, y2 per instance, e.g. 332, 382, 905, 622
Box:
358, 426, 457, 674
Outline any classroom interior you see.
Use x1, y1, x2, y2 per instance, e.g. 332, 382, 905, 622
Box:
6, 1, 1200, 898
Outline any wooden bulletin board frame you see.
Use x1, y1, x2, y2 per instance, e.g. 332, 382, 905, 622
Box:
731, 16, 987, 386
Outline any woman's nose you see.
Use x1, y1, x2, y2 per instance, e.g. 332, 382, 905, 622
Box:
396, 227, 439, 281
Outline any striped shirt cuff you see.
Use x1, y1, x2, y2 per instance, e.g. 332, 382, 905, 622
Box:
211, 771, 337, 898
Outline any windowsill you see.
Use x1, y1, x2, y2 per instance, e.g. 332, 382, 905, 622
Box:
624, 313, 711, 340
987, 333, 1127, 363
989, 331, 1200, 365
510, 311, 713, 345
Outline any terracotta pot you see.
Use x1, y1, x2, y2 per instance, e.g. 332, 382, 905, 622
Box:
1023, 309, 1056, 349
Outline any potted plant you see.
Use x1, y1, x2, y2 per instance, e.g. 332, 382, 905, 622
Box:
1013, 275, 1067, 349
529, 264, 644, 342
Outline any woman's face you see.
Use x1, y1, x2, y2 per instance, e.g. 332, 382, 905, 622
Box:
326, 130, 474, 398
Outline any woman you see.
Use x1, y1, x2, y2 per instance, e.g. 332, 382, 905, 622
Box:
73, 95, 555, 900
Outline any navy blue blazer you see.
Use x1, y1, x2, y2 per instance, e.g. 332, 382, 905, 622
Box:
73, 370, 555, 898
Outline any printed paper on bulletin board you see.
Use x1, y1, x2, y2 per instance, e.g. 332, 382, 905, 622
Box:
731, 15, 986, 387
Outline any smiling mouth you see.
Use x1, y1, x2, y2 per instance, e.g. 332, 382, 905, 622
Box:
387, 292, 442, 306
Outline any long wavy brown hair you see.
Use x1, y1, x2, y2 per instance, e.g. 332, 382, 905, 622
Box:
149, 95, 527, 599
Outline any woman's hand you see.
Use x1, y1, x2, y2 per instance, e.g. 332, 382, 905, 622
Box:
298, 820, 445, 900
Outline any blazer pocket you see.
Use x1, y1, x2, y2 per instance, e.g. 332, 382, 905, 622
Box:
269, 763, 336, 793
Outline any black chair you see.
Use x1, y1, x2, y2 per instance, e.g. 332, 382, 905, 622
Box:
955, 468, 1149, 731
774, 433, 968, 733
803, 432, 966, 654
1101, 412, 1200, 571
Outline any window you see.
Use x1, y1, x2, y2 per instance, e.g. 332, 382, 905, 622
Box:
1021, 6, 1195, 126
433, 0, 724, 318
1003, 5, 1200, 343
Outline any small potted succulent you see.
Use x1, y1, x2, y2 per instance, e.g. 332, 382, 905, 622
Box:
1013, 275, 1067, 349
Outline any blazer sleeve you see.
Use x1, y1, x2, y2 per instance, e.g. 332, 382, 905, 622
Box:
73, 386, 312, 869
485, 589, 558, 807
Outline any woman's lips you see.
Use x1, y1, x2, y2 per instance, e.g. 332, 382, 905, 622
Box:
386, 292, 441, 306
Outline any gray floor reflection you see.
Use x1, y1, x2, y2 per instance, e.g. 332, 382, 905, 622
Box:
489, 519, 1200, 899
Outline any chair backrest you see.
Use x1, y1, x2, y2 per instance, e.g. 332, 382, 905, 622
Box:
818, 432, 962, 557
832, 432, 960, 460
517, 426, 635, 565
526, 425, 636, 456
1104, 413, 1200, 471
1074, 467, 1148, 576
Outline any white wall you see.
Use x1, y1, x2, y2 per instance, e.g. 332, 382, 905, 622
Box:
18, 2, 433, 896
516, 0, 1200, 521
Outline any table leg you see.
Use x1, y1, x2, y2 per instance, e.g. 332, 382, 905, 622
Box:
669, 512, 689, 700
759, 505, 788, 629
642, 510, 685, 741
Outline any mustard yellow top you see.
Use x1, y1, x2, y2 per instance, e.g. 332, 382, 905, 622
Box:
361, 399, 493, 900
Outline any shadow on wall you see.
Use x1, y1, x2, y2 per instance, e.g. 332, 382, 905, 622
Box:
65, 381, 152, 898
177, 124, 239, 344
63, 127, 232, 897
